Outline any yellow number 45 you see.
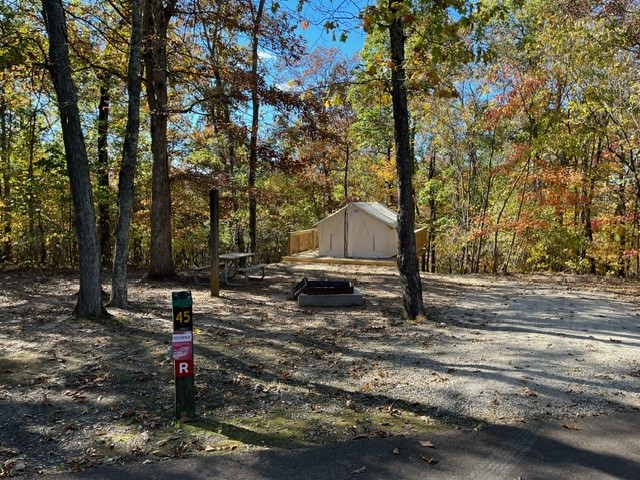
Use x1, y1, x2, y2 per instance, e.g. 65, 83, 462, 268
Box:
175, 309, 192, 324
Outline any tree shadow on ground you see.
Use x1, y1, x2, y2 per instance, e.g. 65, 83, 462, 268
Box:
2, 266, 640, 476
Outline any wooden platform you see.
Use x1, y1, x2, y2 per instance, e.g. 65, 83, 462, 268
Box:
281, 251, 396, 267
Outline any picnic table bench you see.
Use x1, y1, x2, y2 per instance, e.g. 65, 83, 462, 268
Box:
237, 263, 266, 282
193, 253, 266, 286
193, 264, 224, 285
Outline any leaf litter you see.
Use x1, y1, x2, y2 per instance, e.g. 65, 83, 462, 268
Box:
1, 265, 639, 476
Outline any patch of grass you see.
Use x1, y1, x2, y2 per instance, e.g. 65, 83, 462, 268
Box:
180, 404, 448, 450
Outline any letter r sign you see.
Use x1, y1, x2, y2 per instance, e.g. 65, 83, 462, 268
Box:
174, 358, 194, 378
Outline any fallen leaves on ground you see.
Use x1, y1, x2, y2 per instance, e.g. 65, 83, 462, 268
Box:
420, 454, 439, 464
419, 440, 436, 448
563, 422, 582, 431
2, 458, 26, 476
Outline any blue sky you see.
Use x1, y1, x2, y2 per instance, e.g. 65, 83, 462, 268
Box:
251, 1, 372, 133
290, 0, 371, 59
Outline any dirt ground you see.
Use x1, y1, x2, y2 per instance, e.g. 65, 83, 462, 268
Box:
1, 263, 639, 477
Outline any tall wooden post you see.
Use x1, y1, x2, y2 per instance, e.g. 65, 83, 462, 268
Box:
172, 291, 195, 420
210, 189, 220, 296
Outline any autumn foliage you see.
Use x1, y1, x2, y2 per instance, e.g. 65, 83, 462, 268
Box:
1, 0, 640, 277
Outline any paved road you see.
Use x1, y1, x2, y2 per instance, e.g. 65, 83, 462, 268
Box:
34, 411, 640, 479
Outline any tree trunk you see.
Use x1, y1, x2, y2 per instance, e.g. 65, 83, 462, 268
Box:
343, 142, 350, 199
615, 172, 626, 277
110, 0, 144, 307
427, 151, 437, 273
144, 0, 176, 278
248, 0, 266, 255
388, 1, 425, 320
42, 0, 105, 317
386, 144, 395, 204
0, 97, 12, 261
97, 75, 112, 267
579, 147, 597, 275
27, 109, 40, 262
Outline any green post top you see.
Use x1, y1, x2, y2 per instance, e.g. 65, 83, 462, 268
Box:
172, 291, 193, 307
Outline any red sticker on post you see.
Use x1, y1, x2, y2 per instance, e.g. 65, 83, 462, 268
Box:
174, 358, 194, 377
172, 331, 193, 361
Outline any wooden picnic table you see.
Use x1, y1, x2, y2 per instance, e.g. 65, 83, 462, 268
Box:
194, 252, 266, 286
219, 252, 253, 284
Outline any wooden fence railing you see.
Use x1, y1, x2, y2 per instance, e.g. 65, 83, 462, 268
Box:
414, 226, 428, 255
287, 228, 319, 256
414, 226, 429, 271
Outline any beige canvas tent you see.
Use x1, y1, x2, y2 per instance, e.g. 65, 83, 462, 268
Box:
317, 202, 398, 259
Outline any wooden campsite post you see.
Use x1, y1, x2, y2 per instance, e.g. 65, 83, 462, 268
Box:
210, 189, 220, 297
172, 291, 195, 420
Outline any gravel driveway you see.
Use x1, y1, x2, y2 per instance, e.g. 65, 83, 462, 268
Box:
333, 272, 640, 423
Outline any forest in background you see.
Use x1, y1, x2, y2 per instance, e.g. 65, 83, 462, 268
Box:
1, 0, 640, 277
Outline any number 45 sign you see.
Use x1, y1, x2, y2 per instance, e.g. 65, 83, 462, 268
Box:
172, 291, 196, 418
172, 291, 193, 331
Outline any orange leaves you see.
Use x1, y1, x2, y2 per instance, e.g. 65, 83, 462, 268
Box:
483, 73, 549, 130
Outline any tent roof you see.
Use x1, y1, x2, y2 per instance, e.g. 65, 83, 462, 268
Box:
354, 202, 397, 228
317, 202, 397, 228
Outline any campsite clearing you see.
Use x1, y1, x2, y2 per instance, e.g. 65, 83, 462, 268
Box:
1, 263, 639, 475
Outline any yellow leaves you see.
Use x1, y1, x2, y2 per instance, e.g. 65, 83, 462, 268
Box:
362, 54, 395, 78
323, 93, 345, 109
409, 70, 439, 88
370, 159, 396, 185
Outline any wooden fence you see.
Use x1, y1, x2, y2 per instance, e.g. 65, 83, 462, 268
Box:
414, 226, 429, 271
286, 228, 319, 256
